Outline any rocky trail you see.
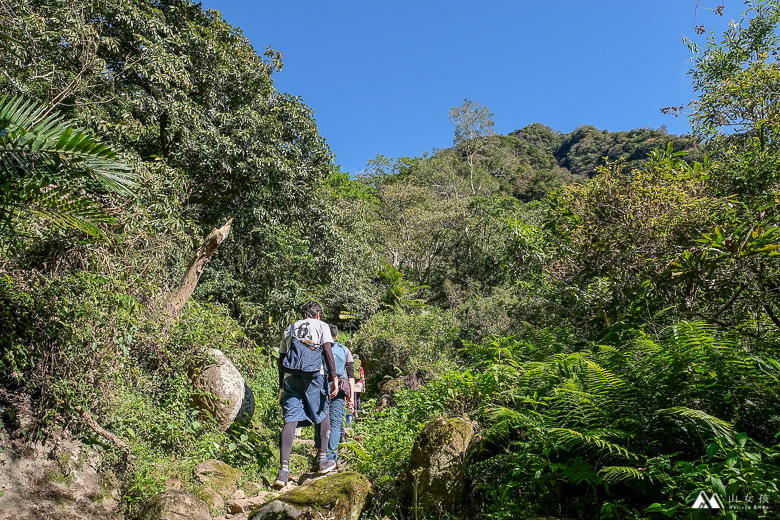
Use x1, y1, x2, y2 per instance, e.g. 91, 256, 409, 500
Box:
1, 376, 474, 520
0, 431, 370, 520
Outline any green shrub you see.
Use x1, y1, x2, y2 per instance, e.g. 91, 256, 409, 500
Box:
353, 306, 461, 385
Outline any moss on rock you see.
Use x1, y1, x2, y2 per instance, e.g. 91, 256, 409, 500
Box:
249, 472, 372, 520
192, 459, 241, 497
403, 416, 476, 516
139, 489, 211, 520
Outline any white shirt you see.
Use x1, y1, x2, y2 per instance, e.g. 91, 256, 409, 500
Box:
279, 318, 334, 377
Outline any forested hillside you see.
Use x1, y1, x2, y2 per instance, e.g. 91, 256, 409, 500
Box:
1, 1, 779, 519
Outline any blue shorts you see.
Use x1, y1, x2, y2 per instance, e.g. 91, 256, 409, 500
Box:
281, 372, 329, 426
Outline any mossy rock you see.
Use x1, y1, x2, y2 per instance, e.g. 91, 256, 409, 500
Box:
190, 348, 255, 431
193, 459, 241, 497
403, 416, 475, 516
139, 490, 210, 520
197, 485, 224, 513
379, 378, 405, 394
248, 472, 372, 520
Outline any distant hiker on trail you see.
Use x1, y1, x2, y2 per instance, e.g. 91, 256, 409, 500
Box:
353, 356, 365, 419
274, 302, 339, 488
314, 324, 355, 464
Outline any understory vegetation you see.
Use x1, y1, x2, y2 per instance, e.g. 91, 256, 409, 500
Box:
1, 0, 780, 519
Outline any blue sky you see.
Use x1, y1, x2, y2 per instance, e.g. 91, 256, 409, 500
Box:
203, 1, 734, 174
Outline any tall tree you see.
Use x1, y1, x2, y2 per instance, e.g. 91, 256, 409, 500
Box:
680, 0, 780, 330
0, 0, 352, 324
686, 0, 780, 199
449, 99, 496, 195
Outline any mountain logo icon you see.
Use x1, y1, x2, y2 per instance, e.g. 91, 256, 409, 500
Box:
692, 491, 725, 509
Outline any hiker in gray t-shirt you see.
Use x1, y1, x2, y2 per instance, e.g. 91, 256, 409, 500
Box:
273, 301, 339, 488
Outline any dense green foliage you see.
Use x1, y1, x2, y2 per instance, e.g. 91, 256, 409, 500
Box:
341, 4, 780, 520
1, 1, 780, 520
0, 0, 368, 513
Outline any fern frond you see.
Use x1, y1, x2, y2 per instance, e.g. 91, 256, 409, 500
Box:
594, 343, 627, 357
662, 321, 733, 359
549, 427, 638, 459
582, 359, 625, 395
631, 338, 662, 356
483, 405, 542, 442
550, 383, 601, 415
599, 465, 647, 483
659, 406, 734, 439
556, 457, 601, 485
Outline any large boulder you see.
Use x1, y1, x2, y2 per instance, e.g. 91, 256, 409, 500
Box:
193, 459, 241, 497
403, 416, 476, 516
248, 472, 372, 520
138, 490, 210, 520
190, 348, 255, 430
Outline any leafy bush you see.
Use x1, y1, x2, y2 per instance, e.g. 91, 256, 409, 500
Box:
354, 306, 461, 385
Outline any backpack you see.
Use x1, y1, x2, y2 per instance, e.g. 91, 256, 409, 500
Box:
330, 341, 351, 396
331, 341, 347, 379
280, 323, 323, 376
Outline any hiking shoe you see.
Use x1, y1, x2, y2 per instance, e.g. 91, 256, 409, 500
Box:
318, 458, 337, 474
272, 469, 289, 489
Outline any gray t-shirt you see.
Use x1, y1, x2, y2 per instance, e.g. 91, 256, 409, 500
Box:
279, 318, 334, 378
343, 344, 354, 365
279, 318, 334, 354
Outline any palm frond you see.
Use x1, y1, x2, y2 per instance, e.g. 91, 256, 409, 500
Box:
0, 94, 136, 195
0, 180, 115, 240
0, 20, 19, 53
0, 95, 134, 241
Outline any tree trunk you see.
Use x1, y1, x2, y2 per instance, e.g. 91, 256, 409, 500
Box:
159, 218, 233, 324
160, 110, 169, 158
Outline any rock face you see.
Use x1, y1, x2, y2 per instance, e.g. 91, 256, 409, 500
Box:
193, 459, 242, 497
139, 490, 210, 520
403, 416, 476, 516
248, 472, 372, 520
0, 436, 118, 520
190, 348, 255, 430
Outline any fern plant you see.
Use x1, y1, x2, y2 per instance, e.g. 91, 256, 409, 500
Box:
469, 321, 780, 518
0, 95, 135, 242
